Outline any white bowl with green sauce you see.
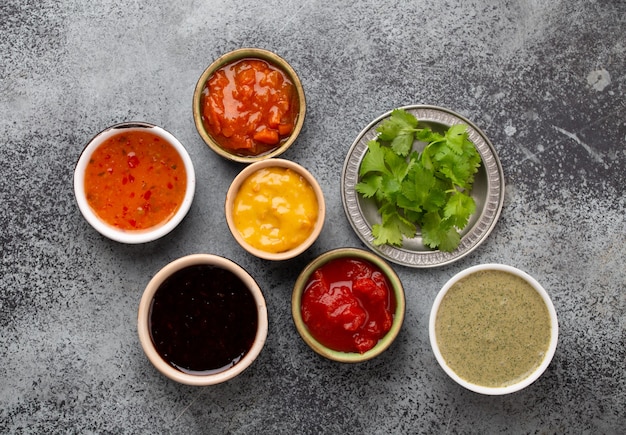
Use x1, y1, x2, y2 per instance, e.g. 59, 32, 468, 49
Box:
429, 264, 558, 395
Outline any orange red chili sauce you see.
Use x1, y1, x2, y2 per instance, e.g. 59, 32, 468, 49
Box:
84, 130, 187, 231
201, 58, 299, 156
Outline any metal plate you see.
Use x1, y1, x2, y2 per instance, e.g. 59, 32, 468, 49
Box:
341, 105, 505, 268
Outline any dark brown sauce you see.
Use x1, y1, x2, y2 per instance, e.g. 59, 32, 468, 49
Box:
149, 264, 258, 375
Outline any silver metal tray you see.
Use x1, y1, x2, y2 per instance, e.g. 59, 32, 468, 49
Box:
341, 105, 505, 268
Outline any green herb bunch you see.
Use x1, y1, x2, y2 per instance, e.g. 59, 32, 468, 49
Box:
355, 109, 482, 252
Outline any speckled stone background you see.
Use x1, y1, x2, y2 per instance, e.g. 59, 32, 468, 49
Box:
1, 0, 624, 433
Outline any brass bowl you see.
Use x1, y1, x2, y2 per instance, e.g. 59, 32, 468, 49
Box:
193, 48, 306, 163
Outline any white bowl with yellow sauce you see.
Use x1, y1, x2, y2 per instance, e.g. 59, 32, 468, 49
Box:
429, 264, 558, 395
225, 159, 325, 260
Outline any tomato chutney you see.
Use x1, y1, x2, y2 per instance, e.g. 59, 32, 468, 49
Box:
201, 58, 299, 156
301, 258, 396, 353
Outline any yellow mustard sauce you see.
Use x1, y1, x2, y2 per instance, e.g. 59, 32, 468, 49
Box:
233, 167, 318, 253
435, 270, 552, 388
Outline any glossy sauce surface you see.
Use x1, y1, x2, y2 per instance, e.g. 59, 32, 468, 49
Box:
84, 129, 187, 230
435, 270, 552, 387
201, 58, 299, 156
149, 265, 258, 375
232, 167, 318, 253
301, 258, 395, 353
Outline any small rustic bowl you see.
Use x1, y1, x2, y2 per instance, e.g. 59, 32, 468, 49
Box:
137, 254, 268, 386
192, 48, 306, 163
429, 264, 558, 395
225, 158, 325, 261
73, 122, 195, 244
291, 248, 406, 363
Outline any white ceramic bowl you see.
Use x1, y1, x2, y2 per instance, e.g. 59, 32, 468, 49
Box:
429, 263, 558, 395
225, 158, 325, 261
74, 122, 195, 244
137, 254, 268, 386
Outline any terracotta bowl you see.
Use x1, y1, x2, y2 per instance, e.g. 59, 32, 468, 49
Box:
137, 254, 268, 386
224, 158, 325, 261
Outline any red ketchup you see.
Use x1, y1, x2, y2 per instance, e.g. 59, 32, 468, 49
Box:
301, 258, 396, 353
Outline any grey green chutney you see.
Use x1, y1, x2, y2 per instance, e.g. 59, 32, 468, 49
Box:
435, 270, 552, 388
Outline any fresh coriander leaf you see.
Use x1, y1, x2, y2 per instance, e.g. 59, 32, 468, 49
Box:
444, 191, 476, 228
396, 191, 422, 213
421, 138, 446, 169
402, 164, 433, 203
402, 164, 447, 212
421, 211, 461, 252
440, 138, 480, 189
437, 152, 471, 188
402, 208, 424, 226
371, 203, 416, 246
355, 173, 382, 198
435, 226, 461, 252
444, 124, 468, 154
359, 140, 388, 177
384, 146, 411, 180
379, 172, 403, 201
462, 139, 482, 184
422, 181, 448, 212
377, 109, 419, 143
415, 127, 444, 144
372, 223, 402, 247
420, 145, 435, 172
390, 133, 415, 157
356, 108, 483, 252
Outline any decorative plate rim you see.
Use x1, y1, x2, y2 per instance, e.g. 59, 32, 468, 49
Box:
340, 105, 505, 268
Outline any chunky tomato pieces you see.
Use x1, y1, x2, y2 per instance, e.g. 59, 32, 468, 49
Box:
201, 58, 299, 157
301, 258, 395, 353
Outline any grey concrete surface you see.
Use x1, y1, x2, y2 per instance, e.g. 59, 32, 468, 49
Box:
1, 0, 624, 433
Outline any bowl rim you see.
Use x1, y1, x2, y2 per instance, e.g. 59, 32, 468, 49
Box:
291, 247, 406, 363
341, 104, 505, 268
192, 47, 306, 163
224, 158, 326, 261
137, 254, 268, 386
429, 263, 559, 395
73, 122, 196, 244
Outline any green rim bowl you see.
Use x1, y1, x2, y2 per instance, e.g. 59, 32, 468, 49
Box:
291, 248, 406, 363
